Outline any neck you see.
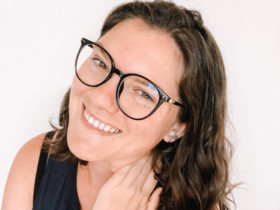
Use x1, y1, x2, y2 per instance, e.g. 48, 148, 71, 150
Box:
81, 161, 114, 189
77, 160, 118, 210
78, 157, 139, 191
77, 156, 149, 209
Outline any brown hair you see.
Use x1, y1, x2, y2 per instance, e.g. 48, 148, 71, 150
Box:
45, 1, 234, 209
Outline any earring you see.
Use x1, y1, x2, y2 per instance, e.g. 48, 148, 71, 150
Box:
166, 131, 179, 142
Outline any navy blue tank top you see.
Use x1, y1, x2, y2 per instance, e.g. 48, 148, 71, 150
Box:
33, 132, 81, 210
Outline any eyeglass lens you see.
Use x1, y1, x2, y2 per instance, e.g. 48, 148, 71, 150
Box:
76, 44, 112, 85
76, 43, 160, 119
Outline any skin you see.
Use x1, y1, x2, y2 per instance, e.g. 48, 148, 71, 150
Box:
67, 18, 186, 167
2, 18, 186, 210
2, 133, 46, 210
70, 18, 187, 209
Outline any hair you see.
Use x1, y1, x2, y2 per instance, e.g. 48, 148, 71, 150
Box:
44, 1, 234, 209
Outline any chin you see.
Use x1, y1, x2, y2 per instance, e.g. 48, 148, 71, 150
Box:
66, 130, 108, 162
66, 127, 90, 161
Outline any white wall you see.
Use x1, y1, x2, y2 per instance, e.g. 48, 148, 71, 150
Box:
1, 0, 279, 209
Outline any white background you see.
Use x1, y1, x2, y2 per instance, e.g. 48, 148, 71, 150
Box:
1, 0, 280, 209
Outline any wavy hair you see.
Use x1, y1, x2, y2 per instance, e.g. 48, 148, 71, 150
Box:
45, 1, 234, 209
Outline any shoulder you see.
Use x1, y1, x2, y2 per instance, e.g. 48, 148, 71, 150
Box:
2, 132, 47, 210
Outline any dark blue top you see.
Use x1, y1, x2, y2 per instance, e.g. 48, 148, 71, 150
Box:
33, 154, 81, 210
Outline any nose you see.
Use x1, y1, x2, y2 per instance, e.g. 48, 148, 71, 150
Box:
90, 74, 120, 115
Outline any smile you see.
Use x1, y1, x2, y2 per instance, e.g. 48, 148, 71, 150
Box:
83, 109, 121, 134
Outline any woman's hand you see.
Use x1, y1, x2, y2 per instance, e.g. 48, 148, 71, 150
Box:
92, 156, 162, 210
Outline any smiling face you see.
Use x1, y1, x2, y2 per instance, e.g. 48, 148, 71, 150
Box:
67, 18, 186, 168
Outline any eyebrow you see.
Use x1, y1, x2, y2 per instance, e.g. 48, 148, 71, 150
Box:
95, 41, 104, 47
96, 41, 159, 95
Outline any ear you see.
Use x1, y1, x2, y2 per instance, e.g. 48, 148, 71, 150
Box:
163, 122, 187, 143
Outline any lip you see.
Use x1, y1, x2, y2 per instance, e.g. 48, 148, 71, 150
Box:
81, 104, 122, 135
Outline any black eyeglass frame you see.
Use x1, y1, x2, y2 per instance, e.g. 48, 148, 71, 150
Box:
75, 38, 184, 120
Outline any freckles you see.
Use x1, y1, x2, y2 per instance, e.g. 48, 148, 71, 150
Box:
72, 79, 84, 94
70, 80, 89, 107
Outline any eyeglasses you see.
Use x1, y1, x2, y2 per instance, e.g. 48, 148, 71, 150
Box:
75, 38, 184, 120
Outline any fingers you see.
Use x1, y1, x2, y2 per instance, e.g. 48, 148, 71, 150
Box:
122, 156, 150, 186
147, 187, 162, 210
131, 156, 153, 188
107, 156, 151, 188
128, 156, 159, 206
98, 155, 161, 210
141, 168, 157, 196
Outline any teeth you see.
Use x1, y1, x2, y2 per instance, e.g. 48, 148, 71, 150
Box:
84, 110, 120, 133
84, 112, 90, 120
99, 123, 105, 129
104, 125, 110, 132
93, 120, 99, 128
89, 116, 94, 124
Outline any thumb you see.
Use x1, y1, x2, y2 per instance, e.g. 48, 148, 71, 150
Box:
147, 187, 162, 210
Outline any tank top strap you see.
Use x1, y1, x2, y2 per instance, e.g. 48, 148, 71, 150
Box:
33, 131, 80, 210
33, 131, 54, 203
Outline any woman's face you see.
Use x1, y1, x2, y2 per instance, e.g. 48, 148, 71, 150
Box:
68, 18, 185, 167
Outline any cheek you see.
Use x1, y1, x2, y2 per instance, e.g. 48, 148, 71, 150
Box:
70, 77, 82, 101
67, 127, 100, 161
126, 108, 176, 152
69, 77, 86, 115
67, 79, 89, 157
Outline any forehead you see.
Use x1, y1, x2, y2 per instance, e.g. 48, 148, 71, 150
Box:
98, 18, 184, 99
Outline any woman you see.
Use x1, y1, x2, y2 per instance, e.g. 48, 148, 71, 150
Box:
2, 1, 233, 209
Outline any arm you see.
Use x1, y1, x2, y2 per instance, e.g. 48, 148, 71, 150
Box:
1, 133, 46, 210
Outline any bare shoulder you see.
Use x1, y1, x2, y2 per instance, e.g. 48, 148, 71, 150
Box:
2, 132, 47, 210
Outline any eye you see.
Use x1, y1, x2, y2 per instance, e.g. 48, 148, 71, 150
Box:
92, 58, 109, 71
92, 58, 110, 72
137, 89, 154, 102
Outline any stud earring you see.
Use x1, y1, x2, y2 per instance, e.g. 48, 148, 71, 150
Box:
165, 130, 179, 142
